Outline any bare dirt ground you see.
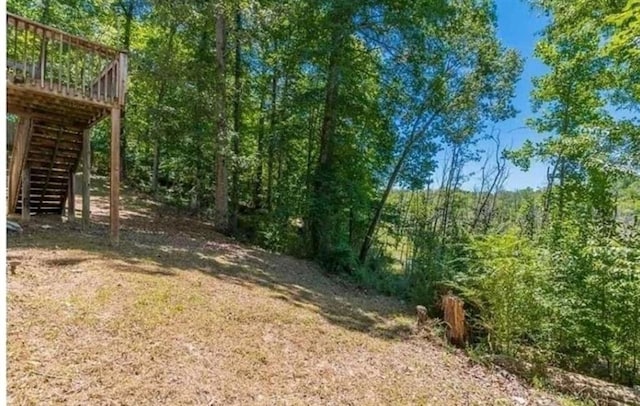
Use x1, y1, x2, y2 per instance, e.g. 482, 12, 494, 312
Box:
7, 186, 564, 405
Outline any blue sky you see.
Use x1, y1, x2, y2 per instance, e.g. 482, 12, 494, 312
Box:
450, 0, 550, 191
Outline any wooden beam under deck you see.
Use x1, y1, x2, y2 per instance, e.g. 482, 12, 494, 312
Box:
7, 83, 110, 130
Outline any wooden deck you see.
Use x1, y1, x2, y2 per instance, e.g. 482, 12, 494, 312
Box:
6, 12, 127, 243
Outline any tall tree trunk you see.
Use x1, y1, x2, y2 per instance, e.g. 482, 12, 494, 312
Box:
305, 110, 316, 200
230, 10, 242, 233
440, 145, 460, 237
358, 110, 440, 263
149, 23, 175, 197
266, 68, 277, 211
359, 139, 413, 263
40, 0, 51, 23
253, 94, 266, 209
214, 9, 230, 232
275, 74, 290, 202
119, 2, 134, 182
309, 18, 346, 257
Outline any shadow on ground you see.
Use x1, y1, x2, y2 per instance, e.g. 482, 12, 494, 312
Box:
7, 188, 414, 341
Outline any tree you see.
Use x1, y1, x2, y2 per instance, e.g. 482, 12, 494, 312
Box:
113, 0, 148, 181
214, 3, 230, 232
359, 0, 522, 262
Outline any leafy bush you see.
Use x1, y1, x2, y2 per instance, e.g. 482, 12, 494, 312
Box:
457, 231, 553, 355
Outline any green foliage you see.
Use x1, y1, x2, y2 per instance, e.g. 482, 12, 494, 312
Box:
504, 140, 534, 171
352, 253, 409, 297
547, 223, 640, 383
8, 0, 640, 387
459, 232, 552, 355
606, 0, 640, 61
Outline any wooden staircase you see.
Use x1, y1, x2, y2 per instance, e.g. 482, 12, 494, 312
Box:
6, 12, 127, 242
14, 121, 83, 215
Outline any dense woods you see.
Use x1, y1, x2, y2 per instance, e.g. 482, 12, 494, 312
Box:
8, 0, 639, 387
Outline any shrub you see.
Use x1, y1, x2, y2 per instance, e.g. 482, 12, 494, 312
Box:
457, 231, 553, 355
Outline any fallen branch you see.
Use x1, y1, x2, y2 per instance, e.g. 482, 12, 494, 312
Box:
491, 355, 640, 406
31, 371, 66, 380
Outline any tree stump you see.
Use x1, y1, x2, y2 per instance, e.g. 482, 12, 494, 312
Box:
442, 293, 466, 346
416, 305, 428, 326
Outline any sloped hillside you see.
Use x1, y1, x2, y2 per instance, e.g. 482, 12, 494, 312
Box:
7, 190, 561, 405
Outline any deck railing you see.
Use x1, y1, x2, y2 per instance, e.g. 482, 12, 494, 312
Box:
6, 13, 127, 105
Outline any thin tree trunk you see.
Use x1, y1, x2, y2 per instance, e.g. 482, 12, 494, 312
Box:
253, 94, 266, 209
359, 140, 412, 263
214, 9, 230, 232
119, 2, 134, 182
266, 67, 277, 211
305, 110, 316, 201
275, 74, 289, 202
358, 110, 440, 263
471, 143, 506, 232
230, 10, 242, 233
440, 145, 460, 237
148, 22, 175, 197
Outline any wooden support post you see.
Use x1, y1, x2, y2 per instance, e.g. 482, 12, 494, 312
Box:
67, 169, 75, 222
21, 167, 30, 222
110, 108, 120, 244
8, 117, 33, 214
118, 52, 128, 106
82, 129, 91, 229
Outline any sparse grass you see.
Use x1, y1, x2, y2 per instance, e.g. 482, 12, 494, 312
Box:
558, 397, 596, 406
6, 187, 560, 405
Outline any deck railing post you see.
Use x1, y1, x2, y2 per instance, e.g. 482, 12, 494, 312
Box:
30, 28, 36, 84
58, 33, 63, 93
48, 34, 53, 90
13, 19, 18, 75
98, 67, 102, 101
66, 43, 71, 95
22, 25, 27, 81
40, 32, 46, 88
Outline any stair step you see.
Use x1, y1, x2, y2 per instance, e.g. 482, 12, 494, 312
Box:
30, 136, 82, 152
28, 157, 76, 166
15, 208, 63, 214
28, 147, 79, 159
30, 165, 74, 173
